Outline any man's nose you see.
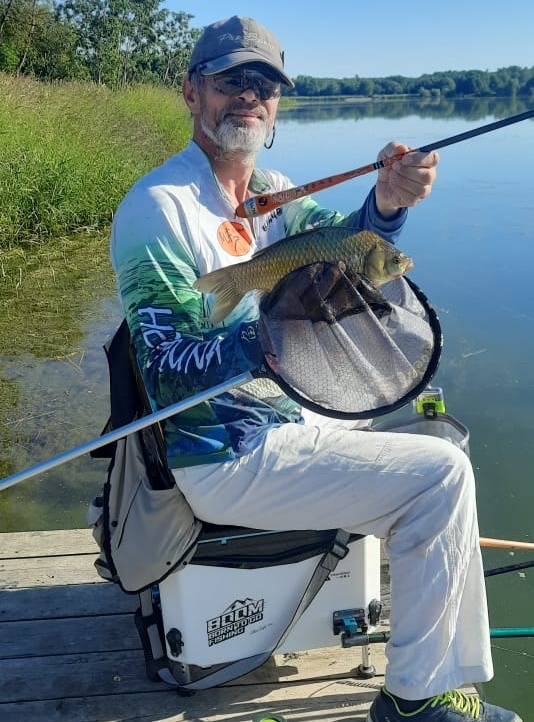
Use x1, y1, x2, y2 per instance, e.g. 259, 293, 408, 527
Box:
238, 87, 260, 101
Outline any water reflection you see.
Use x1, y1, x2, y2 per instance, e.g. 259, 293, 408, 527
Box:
0, 231, 121, 530
281, 96, 532, 123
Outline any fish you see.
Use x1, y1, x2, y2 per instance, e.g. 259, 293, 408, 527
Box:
194, 226, 413, 323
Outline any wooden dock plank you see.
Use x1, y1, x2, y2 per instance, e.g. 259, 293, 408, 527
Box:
0, 554, 105, 588
0, 528, 98, 558
0, 613, 139, 658
0, 582, 136, 621
0, 680, 382, 722
0, 529, 389, 722
0, 650, 160, 702
0, 647, 384, 701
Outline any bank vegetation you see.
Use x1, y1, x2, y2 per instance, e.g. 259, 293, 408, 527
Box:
1, 73, 192, 249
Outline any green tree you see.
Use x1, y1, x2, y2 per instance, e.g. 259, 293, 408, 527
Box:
381, 78, 403, 95
0, 0, 18, 44
56, 0, 151, 86
292, 75, 319, 96
0, 0, 78, 78
0, 0, 35, 72
54, 0, 199, 87
148, 10, 200, 88
25, 4, 83, 79
358, 78, 375, 96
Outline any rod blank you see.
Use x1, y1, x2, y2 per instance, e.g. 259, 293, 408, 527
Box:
480, 536, 534, 551
0, 372, 252, 492
235, 108, 534, 219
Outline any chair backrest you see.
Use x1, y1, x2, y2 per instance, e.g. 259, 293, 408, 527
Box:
89, 319, 201, 593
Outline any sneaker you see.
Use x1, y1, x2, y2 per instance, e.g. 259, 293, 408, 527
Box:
367, 688, 523, 721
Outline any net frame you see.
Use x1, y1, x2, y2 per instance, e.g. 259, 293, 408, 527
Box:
257, 276, 443, 420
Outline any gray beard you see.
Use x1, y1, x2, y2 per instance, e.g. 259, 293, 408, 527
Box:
201, 112, 269, 163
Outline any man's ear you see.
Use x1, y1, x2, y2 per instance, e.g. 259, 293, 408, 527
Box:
182, 76, 199, 112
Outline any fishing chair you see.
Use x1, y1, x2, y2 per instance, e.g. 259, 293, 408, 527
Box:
148, 521, 383, 689
93, 319, 383, 691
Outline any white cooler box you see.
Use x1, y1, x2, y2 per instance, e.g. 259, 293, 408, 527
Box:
158, 526, 381, 667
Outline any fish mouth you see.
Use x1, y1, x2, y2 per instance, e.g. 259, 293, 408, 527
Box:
389, 257, 413, 279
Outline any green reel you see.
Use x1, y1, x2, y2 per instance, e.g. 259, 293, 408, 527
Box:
251, 714, 287, 722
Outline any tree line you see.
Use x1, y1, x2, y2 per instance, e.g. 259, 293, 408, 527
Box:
1, 1, 533, 97
288, 67, 534, 99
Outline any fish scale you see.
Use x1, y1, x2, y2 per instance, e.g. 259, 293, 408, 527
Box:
194, 226, 413, 324
233, 228, 383, 291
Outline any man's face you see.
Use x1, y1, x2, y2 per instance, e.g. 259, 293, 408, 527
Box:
193, 65, 281, 159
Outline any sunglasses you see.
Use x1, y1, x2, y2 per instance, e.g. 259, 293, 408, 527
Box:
207, 68, 282, 101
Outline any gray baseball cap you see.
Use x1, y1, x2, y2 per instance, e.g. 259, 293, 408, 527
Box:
188, 16, 294, 88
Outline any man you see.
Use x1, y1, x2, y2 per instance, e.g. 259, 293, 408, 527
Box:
110, 16, 522, 722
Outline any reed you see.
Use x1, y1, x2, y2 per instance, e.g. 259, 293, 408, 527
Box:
0, 74, 192, 248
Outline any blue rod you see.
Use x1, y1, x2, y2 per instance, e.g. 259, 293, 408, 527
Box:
490, 628, 534, 638
349, 628, 534, 646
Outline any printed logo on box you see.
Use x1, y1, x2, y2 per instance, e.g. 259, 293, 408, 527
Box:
206, 597, 265, 646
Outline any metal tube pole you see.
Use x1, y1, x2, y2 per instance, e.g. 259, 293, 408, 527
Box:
0, 372, 253, 492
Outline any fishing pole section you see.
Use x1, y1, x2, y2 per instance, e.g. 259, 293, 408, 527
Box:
335, 551, 534, 651
235, 108, 534, 219
0, 371, 254, 492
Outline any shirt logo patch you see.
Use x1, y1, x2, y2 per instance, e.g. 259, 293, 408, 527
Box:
217, 221, 252, 257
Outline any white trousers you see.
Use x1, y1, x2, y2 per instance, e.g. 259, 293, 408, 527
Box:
172, 421, 493, 700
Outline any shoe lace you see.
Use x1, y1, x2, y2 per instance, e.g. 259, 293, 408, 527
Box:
430, 690, 481, 717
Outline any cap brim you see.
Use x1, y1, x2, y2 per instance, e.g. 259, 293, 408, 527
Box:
198, 51, 294, 88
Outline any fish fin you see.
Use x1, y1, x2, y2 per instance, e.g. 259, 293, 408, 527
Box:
194, 268, 244, 323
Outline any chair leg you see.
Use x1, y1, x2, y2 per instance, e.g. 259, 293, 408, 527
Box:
355, 644, 376, 678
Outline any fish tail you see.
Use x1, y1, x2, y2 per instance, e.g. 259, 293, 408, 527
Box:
193, 268, 244, 323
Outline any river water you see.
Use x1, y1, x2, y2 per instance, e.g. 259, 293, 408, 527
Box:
1, 97, 533, 716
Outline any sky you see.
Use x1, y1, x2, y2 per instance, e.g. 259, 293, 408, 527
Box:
162, 0, 533, 79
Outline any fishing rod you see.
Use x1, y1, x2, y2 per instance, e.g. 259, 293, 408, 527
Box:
0, 372, 253, 492
235, 108, 534, 219
485, 559, 534, 578
2, 396, 534, 560
341, 627, 534, 648
480, 536, 534, 551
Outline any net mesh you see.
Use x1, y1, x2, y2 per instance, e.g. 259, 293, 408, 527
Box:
258, 264, 441, 419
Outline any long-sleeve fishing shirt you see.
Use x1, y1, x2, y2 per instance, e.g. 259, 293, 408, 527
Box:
110, 140, 408, 469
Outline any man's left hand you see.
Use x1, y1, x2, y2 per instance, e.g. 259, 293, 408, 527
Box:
375, 142, 439, 218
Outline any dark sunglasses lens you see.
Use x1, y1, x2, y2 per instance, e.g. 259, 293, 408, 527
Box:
212, 71, 281, 100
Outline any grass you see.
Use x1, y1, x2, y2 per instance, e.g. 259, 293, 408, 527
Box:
0, 74, 194, 359
0, 76, 196, 473
0, 74, 297, 250
0, 230, 117, 357
0, 76, 296, 504
0, 74, 192, 248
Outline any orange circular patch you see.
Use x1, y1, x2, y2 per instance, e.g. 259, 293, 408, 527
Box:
217, 221, 252, 257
